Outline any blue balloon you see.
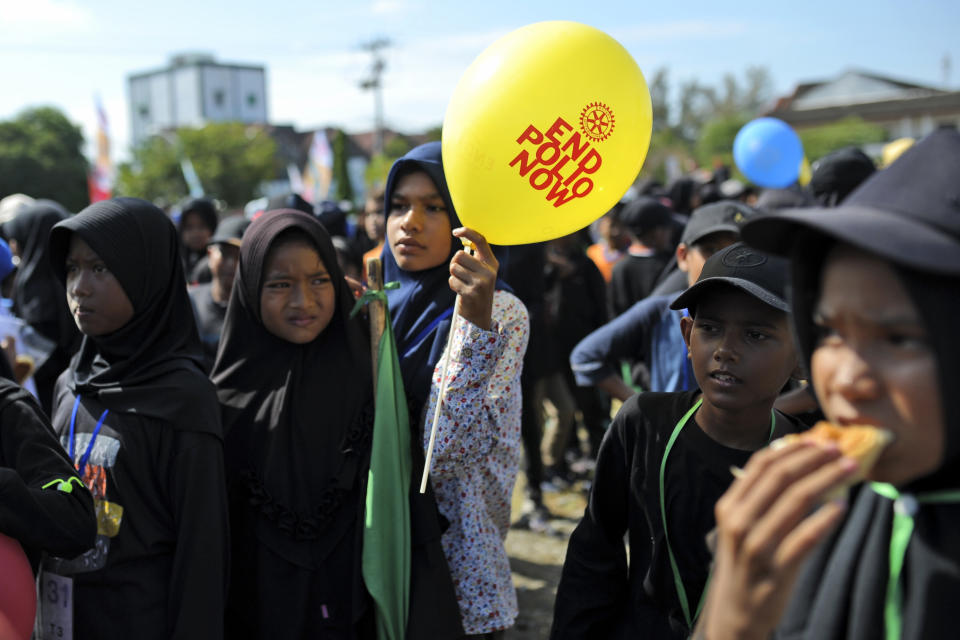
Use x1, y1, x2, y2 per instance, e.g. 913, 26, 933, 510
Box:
733, 118, 804, 189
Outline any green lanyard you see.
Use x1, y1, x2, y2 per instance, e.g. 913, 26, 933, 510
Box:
869, 482, 960, 640
658, 397, 775, 629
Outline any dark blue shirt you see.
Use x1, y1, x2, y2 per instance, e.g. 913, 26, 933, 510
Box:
570, 294, 695, 393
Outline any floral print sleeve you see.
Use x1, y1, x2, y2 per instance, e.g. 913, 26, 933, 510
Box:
421, 289, 529, 634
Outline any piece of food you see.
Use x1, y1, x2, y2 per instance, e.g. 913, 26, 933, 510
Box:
782, 421, 894, 484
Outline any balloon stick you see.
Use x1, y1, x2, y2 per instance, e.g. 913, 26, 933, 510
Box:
366, 257, 385, 395
419, 241, 473, 493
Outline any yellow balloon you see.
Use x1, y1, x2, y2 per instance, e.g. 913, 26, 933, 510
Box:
442, 21, 652, 245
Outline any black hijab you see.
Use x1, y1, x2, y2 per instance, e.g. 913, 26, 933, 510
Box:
3, 200, 77, 347
210, 209, 373, 567
742, 128, 960, 639
48, 197, 219, 435
771, 237, 960, 640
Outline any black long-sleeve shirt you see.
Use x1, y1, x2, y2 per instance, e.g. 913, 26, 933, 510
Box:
0, 379, 96, 572
45, 379, 229, 640
552, 391, 805, 639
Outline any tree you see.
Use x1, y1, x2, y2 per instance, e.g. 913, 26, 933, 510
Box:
676, 66, 773, 143
117, 123, 277, 208
696, 113, 750, 168
332, 128, 354, 203
649, 68, 671, 132
798, 117, 886, 163
383, 136, 412, 158
116, 136, 183, 204
0, 107, 89, 211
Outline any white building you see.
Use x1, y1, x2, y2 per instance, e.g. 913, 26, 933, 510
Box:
766, 69, 960, 140
128, 53, 267, 146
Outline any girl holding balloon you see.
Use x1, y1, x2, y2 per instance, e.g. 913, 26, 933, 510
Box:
382, 142, 529, 637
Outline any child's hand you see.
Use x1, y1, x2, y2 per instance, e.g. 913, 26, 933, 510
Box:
697, 440, 859, 640
449, 227, 499, 331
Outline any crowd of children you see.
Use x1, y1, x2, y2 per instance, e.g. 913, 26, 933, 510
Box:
0, 126, 956, 640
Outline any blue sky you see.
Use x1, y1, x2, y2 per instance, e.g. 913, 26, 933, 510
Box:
1, 0, 958, 161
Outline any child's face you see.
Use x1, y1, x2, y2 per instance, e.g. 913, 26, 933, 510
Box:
678, 232, 739, 287
259, 239, 335, 344
681, 287, 797, 414
364, 198, 385, 241
65, 234, 134, 336
810, 245, 943, 486
386, 171, 452, 272
181, 212, 213, 252
208, 242, 240, 294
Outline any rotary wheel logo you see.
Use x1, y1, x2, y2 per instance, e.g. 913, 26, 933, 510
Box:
579, 101, 615, 142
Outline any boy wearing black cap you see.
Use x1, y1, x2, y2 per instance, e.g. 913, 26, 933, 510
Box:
609, 197, 675, 316
188, 215, 249, 370
571, 201, 756, 400
552, 243, 806, 640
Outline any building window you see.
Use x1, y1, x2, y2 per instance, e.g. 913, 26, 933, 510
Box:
138, 104, 150, 120
247, 93, 258, 107
213, 89, 225, 107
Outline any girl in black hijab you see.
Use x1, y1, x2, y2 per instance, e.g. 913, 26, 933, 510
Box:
44, 197, 228, 640
693, 128, 960, 640
211, 209, 377, 639
2, 199, 79, 413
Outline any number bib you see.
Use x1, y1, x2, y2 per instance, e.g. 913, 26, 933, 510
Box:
38, 571, 73, 640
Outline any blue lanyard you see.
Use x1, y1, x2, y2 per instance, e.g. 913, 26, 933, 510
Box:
68, 395, 109, 477
401, 306, 454, 360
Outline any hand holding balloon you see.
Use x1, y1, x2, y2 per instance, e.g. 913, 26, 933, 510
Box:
449, 228, 498, 331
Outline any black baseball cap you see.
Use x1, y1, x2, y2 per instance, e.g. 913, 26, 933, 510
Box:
681, 200, 760, 246
208, 215, 250, 248
809, 146, 876, 206
619, 196, 673, 235
670, 242, 789, 313
742, 127, 960, 276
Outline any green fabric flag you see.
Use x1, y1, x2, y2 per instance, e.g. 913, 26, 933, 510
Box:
360, 299, 411, 640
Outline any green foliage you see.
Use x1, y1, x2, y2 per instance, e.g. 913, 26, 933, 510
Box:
798, 117, 886, 163
364, 153, 394, 189
383, 136, 412, 158
332, 129, 354, 203
117, 123, 276, 207
116, 136, 183, 203
642, 128, 694, 184
0, 107, 89, 211
696, 113, 750, 167
639, 66, 773, 181
423, 125, 442, 142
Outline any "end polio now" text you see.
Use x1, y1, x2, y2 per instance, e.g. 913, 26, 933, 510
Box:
509, 116, 602, 208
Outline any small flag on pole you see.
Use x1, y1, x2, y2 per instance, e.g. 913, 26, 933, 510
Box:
88, 95, 114, 203
180, 157, 205, 198
301, 130, 333, 204
354, 281, 411, 640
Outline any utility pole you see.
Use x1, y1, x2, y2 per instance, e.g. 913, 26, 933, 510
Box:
943, 53, 952, 89
360, 38, 390, 156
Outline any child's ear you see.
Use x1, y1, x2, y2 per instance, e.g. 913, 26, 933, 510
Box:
676, 243, 689, 272
680, 313, 694, 349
